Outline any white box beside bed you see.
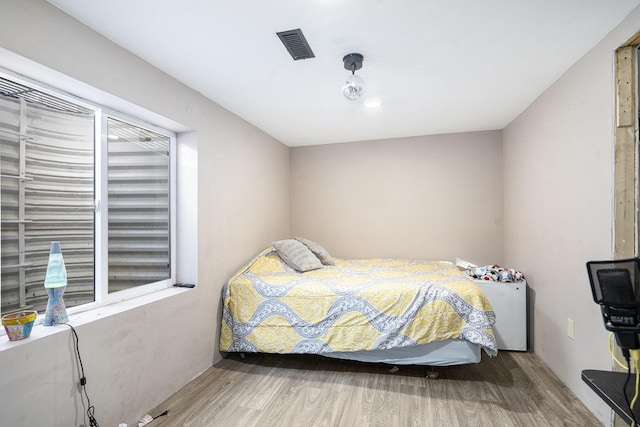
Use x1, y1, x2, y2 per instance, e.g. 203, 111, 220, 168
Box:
474, 280, 527, 351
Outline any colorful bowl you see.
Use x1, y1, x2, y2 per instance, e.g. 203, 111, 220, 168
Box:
2, 310, 37, 341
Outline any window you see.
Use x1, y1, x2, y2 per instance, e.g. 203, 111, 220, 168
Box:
106, 118, 172, 293
0, 74, 176, 316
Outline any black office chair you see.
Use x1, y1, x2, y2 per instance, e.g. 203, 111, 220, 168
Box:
587, 258, 640, 352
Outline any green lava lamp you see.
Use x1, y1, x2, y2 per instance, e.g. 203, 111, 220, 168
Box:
43, 241, 68, 326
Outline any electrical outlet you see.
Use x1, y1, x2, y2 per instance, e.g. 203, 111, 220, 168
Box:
568, 318, 575, 340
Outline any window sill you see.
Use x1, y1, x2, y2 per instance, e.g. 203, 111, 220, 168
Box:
0, 285, 193, 352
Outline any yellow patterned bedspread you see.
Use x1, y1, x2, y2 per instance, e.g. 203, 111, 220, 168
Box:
220, 249, 497, 356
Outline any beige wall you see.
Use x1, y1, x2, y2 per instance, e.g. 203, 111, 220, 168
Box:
2, 1, 639, 426
291, 131, 503, 265
0, 1, 289, 426
503, 6, 640, 424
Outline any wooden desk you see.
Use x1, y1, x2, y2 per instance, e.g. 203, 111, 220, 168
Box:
582, 369, 639, 425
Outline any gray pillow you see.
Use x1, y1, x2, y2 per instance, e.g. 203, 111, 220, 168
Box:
295, 237, 335, 266
273, 239, 323, 272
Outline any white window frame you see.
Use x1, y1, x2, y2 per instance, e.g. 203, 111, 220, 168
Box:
0, 68, 178, 319
96, 111, 177, 306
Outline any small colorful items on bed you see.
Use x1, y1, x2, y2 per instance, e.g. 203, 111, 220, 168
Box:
466, 264, 524, 282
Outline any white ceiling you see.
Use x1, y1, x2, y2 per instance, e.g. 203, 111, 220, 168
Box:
47, 0, 640, 147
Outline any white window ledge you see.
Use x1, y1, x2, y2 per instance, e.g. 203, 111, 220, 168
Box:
0, 286, 193, 352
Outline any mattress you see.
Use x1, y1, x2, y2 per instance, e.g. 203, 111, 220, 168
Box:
220, 248, 497, 362
322, 339, 481, 366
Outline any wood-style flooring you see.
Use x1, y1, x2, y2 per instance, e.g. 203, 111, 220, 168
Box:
148, 351, 602, 427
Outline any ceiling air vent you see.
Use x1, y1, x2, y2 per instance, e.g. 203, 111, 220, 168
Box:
277, 28, 315, 60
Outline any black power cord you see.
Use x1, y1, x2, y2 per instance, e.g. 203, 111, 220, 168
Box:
623, 350, 639, 427
64, 323, 100, 427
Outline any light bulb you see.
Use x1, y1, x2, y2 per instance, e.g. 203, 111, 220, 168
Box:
364, 97, 384, 109
342, 74, 365, 100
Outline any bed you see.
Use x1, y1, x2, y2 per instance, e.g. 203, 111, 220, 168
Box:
220, 239, 497, 366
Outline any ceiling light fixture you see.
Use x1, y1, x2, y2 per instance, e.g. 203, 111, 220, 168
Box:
364, 97, 384, 109
342, 53, 364, 101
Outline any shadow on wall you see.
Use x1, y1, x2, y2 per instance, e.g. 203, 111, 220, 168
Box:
527, 286, 535, 351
